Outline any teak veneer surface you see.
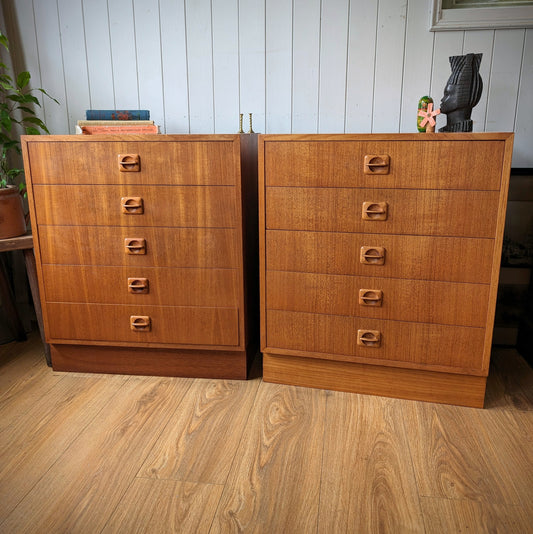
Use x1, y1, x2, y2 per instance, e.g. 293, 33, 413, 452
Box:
266, 230, 495, 284
42, 265, 238, 307
266, 310, 486, 374
26, 136, 240, 185
266, 187, 499, 237
264, 137, 504, 190
38, 225, 238, 268
46, 302, 239, 347
33, 184, 237, 228
267, 271, 490, 327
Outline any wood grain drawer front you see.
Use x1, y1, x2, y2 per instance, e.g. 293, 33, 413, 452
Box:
46, 303, 239, 346
266, 230, 494, 284
266, 271, 490, 327
42, 265, 239, 307
39, 226, 238, 268
27, 140, 238, 185
33, 185, 237, 228
266, 187, 499, 238
264, 140, 504, 190
266, 310, 486, 374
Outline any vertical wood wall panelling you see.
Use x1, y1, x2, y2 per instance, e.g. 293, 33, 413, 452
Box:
32, 1, 69, 134
513, 29, 533, 168
400, 0, 435, 133
486, 30, 525, 133
431, 31, 465, 132
58, 0, 91, 133
372, 0, 408, 133
3, 0, 533, 165
291, 0, 321, 133
462, 30, 495, 133
82, 0, 115, 110
212, 0, 240, 134
108, 0, 140, 109
133, 0, 165, 132
159, 0, 189, 133
185, 0, 214, 133
317, 0, 349, 133
265, 0, 293, 134
239, 0, 266, 134
345, 0, 379, 133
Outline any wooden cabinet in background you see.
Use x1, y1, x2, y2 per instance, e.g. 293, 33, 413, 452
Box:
259, 133, 514, 407
22, 134, 258, 378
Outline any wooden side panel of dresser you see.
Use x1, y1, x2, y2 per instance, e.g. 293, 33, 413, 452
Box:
22, 134, 258, 378
259, 133, 514, 406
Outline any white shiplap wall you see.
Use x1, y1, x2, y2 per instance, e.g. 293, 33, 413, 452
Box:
1, 0, 532, 166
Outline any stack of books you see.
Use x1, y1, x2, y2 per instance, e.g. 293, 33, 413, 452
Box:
76, 110, 159, 134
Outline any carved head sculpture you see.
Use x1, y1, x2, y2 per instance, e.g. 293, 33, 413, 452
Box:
439, 53, 483, 132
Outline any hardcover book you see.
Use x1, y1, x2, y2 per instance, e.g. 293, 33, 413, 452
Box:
85, 110, 150, 120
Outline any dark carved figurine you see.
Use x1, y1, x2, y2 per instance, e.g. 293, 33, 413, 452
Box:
439, 53, 483, 133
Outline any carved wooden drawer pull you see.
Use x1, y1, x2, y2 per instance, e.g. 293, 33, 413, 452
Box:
124, 238, 146, 255
363, 155, 390, 174
128, 278, 149, 294
360, 246, 386, 265
357, 329, 381, 347
130, 315, 151, 332
121, 197, 144, 214
362, 201, 388, 221
359, 289, 383, 307
118, 154, 140, 172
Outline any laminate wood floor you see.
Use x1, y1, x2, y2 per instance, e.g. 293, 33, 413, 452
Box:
0, 332, 532, 533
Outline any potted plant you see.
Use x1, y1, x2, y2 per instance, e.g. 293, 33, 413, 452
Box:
0, 30, 58, 239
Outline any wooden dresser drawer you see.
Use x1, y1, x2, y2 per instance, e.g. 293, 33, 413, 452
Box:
42, 265, 239, 307
46, 303, 239, 347
266, 271, 489, 327
266, 230, 494, 284
33, 185, 237, 228
265, 310, 486, 374
266, 187, 499, 238
39, 226, 238, 268
264, 139, 504, 190
26, 138, 239, 185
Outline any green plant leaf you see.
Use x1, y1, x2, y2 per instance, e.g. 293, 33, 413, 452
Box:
37, 88, 60, 105
7, 93, 41, 106
0, 111, 12, 132
25, 126, 41, 135
0, 34, 8, 50
16, 71, 31, 89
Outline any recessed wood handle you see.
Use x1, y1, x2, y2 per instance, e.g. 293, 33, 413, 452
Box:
359, 289, 383, 307
118, 154, 140, 172
128, 278, 149, 294
360, 246, 386, 265
130, 315, 151, 331
362, 202, 388, 221
121, 197, 144, 214
357, 329, 381, 347
124, 238, 146, 255
364, 155, 390, 175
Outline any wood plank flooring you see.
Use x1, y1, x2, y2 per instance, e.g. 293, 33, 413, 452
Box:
0, 332, 532, 533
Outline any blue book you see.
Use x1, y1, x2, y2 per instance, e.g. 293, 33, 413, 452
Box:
85, 110, 150, 120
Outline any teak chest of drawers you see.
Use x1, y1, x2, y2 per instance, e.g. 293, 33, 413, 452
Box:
22, 134, 258, 378
259, 133, 514, 407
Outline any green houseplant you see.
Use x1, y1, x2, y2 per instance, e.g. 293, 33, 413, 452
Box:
0, 29, 58, 238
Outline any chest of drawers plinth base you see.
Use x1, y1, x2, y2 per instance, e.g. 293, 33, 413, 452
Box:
263, 353, 486, 408
51, 344, 255, 380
